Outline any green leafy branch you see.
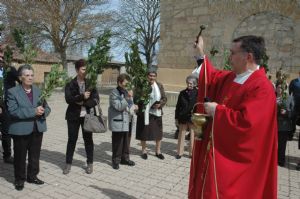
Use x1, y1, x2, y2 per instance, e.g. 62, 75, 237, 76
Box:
2, 45, 13, 80
261, 53, 269, 73
125, 40, 152, 111
86, 30, 112, 90
223, 49, 232, 71
12, 28, 37, 64
39, 64, 69, 105
276, 67, 289, 109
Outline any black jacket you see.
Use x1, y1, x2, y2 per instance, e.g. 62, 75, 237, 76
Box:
0, 66, 20, 132
65, 77, 99, 120
175, 88, 198, 124
4, 66, 20, 97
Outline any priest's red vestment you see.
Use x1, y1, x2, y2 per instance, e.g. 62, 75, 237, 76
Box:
188, 57, 277, 199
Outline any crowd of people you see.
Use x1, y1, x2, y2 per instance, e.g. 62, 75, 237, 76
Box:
267, 70, 300, 170
0, 52, 174, 191
0, 34, 300, 198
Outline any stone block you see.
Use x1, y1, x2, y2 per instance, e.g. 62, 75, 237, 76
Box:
193, 7, 209, 16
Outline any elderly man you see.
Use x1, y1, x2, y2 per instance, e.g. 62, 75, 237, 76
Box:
189, 35, 277, 198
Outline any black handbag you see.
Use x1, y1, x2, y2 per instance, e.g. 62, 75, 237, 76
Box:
83, 103, 107, 133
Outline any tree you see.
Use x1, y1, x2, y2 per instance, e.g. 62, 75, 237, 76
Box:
0, 0, 113, 69
116, 0, 160, 68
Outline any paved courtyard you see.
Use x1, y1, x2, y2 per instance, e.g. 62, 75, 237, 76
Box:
0, 91, 299, 199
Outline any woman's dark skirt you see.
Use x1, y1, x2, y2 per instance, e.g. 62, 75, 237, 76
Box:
136, 114, 163, 141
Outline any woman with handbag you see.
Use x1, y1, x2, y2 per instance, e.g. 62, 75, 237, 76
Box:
108, 74, 138, 170
63, 59, 99, 174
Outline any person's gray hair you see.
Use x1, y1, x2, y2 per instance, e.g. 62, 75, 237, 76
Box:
186, 75, 198, 87
17, 64, 34, 76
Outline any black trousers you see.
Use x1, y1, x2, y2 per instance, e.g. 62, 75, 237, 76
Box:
12, 131, 43, 183
1, 114, 12, 158
1, 130, 12, 158
66, 118, 94, 164
112, 131, 130, 164
291, 104, 300, 138
278, 131, 288, 165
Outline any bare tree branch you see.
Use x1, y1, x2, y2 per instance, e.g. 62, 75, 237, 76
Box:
0, 0, 113, 69
115, 0, 160, 67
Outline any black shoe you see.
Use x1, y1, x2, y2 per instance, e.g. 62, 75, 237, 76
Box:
296, 163, 300, 171
86, 163, 93, 174
155, 153, 165, 160
278, 162, 285, 167
14, 182, 24, 191
175, 155, 182, 159
63, 164, 71, 175
120, 159, 135, 166
141, 153, 148, 160
4, 156, 14, 164
185, 133, 191, 141
112, 163, 119, 170
27, 177, 44, 185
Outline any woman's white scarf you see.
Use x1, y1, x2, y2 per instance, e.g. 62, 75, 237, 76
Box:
144, 81, 161, 125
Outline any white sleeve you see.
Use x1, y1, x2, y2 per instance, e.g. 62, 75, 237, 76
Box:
192, 64, 202, 77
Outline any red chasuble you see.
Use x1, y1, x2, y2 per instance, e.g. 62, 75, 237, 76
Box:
188, 57, 277, 199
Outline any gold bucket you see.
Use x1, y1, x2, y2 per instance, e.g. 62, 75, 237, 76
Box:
191, 102, 209, 140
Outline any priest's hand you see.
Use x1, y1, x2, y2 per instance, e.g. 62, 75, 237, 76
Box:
204, 102, 218, 117
194, 35, 204, 56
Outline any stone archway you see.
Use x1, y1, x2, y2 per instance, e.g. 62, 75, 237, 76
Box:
233, 12, 295, 73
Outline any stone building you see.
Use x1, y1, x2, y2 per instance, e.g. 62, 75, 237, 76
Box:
158, 0, 300, 91
12, 51, 122, 87
12, 50, 61, 84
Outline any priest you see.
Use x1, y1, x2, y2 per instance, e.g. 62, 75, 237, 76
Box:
189, 35, 277, 199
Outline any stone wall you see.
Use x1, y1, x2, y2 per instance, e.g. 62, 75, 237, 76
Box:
159, 0, 300, 91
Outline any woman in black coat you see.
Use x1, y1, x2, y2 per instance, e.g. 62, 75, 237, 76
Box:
63, 59, 99, 175
276, 83, 294, 167
175, 75, 198, 159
